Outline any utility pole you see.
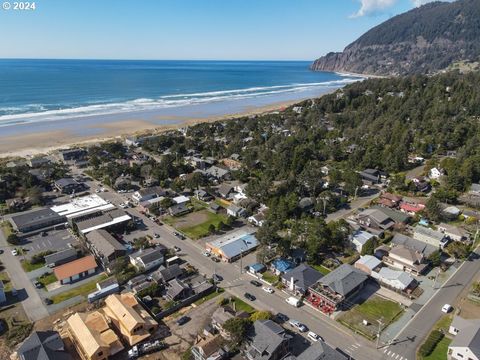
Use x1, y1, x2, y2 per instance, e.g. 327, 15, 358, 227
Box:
376, 319, 384, 349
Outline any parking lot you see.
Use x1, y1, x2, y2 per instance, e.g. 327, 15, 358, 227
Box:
20, 229, 79, 259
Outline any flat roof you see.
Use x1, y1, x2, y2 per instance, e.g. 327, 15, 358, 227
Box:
54, 255, 97, 280
77, 210, 132, 234
10, 208, 66, 231
51, 194, 115, 219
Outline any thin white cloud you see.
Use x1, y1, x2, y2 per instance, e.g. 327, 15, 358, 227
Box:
411, 0, 437, 6
351, 0, 399, 18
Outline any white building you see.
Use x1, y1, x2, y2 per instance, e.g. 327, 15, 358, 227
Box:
448, 317, 480, 360
429, 167, 443, 179
129, 248, 164, 272
50, 194, 115, 219
413, 225, 445, 247
350, 230, 376, 253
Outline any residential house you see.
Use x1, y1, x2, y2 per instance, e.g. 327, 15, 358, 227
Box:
411, 177, 431, 193
211, 306, 250, 339
271, 258, 296, 275
17, 330, 71, 360
448, 318, 480, 360
194, 189, 213, 201
371, 267, 417, 292
378, 193, 402, 208
54, 178, 86, 194
281, 264, 323, 296
306, 264, 368, 314
27, 156, 50, 168
244, 320, 292, 360
442, 206, 462, 220
151, 264, 184, 283
209, 203, 221, 214
44, 248, 78, 268
429, 167, 443, 179
390, 233, 437, 257
5, 197, 30, 212
86, 229, 126, 268
173, 195, 190, 205
380, 245, 428, 276
248, 263, 266, 275
67, 311, 124, 360
217, 183, 234, 199
350, 230, 376, 253
356, 208, 395, 234
292, 341, 348, 360
132, 186, 165, 204
438, 223, 469, 242
248, 210, 267, 227
413, 225, 445, 247
371, 206, 410, 226
206, 166, 230, 181
400, 202, 425, 215
58, 148, 87, 163
129, 248, 164, 271
360, 169, 385, 185
298, 197, 315, 212
354, 255, 382, 275
0, 281, 6, 304
166, 278, 191, 301
54, 256, 98, 284
226, 204, 246, 218
191, 334, 226, 360
168, 203, 191, 217
103, 293, 158, 346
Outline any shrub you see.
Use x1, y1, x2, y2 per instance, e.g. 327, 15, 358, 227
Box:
419, 330, 444, 357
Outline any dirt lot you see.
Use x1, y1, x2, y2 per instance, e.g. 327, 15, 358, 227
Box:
454, 273, 480, 319
171, 210, 210, 228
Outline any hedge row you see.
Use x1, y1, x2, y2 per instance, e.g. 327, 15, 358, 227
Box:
419, 329, 444, 357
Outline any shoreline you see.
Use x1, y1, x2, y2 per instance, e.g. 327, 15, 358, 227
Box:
0, 97, 319, 159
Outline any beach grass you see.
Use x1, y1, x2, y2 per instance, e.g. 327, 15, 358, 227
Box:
311, 264, 332, 275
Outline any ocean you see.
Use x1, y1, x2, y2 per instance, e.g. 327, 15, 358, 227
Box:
0, 59, 361, 139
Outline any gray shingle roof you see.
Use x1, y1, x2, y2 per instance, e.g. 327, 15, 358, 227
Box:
86, 229, 125, 258
391, 233, 437, 257
17, 331, 71, 360
318, 264, 368, 297
450, 322, 480, 358
44, 248, 77, 266
247, 320, 291, 359
281, 264, 323, 292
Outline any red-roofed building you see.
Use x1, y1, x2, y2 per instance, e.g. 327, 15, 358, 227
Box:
54, 255, 98, 284
400, 202, 425, 215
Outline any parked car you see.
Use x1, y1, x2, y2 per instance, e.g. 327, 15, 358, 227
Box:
289, 320, 307, 332
244, 293, 256, 301
307, 331, 323, 342
41, 231, 48, 237
174, 246, 181, 252
275, 313, 289, 323
211, 256, 220, 263
34, 281, 43, 289
153, 233, 160, 239
250, 280, 262, 287
203, 251, 211, 257
11, 249, 18, 256
442, 304, 453, 313
176, 316, 190, 326
44, 298, 53, 305
262, 286, 274, 294
212, 274, 223, 282
0, 250, 3, 254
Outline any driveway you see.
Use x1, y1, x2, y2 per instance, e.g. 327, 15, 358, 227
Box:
0, 227, 49, 321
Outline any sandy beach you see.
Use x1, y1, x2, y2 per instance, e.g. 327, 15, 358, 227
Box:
0, 98, 310, 158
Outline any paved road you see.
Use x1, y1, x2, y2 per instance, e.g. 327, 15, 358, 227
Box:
0, 227, 49, 321
379, 248, 480, 360
326, 191, 380, 223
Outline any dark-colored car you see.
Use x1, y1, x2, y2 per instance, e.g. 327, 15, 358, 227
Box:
34, 281, 43, 289
212, 274, 223, 282
41, 231, 48, 237
244, 293, 256, 301
44, 298, 53, 305
174, 246, 181, 252
211, 256, 220, 263
176, 316, 190, 326
275, 313, 289, 323
250, 280, 262, 287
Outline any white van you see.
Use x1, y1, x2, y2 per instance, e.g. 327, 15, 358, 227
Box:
286, 296, 301, 307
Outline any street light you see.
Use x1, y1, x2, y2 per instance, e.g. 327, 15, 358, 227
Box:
239, 239, 248, 275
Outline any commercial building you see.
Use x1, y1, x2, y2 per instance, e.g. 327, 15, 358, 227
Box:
45, 248, 78, 268
10, 208, 66, 233
206, 231, 259, 262
54, 256, 98, 284
72, 209, 132, 236
54, 178, 86, 194
86, 229, 126, 267
51, 194, 115, 219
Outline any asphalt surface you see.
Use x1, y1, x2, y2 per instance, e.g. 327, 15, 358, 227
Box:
0, 225, 50, 321
379, 247, 480, 360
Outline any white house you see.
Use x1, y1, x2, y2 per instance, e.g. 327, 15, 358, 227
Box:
448, 317, 480, 360
173, 195, 190, 205
371, 267, 415, 291
227, 204, 246, 218
129, 248, 164, 272
429, 167, 443, 180
350, 230, 376, 253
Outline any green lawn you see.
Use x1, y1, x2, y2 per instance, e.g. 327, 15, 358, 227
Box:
37, 273, 57, 288
171, 210, 229, 239
338, 296, 404, 340
1, 221, 13, 237
232, 297, 256, 314
0, 272, 12, 292
262, 271, 279, 284
194, 288, 225, 306
21, 260, 45, 272
311, 264, 332, 275
50, 274, 108, 304
420, 337, 451, 360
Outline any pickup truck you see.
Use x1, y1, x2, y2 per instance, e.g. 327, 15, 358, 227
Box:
128, 340, 166, 359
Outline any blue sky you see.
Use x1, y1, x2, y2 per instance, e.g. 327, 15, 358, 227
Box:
0, 0, 439, 60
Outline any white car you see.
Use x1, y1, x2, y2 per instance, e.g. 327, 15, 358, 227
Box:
203, 251, 211, 257
307, 331, 323, 342
442, 304, 453, 313
11, 249, 18, 256
262, 286, 274, 294
289, 320, 308, 332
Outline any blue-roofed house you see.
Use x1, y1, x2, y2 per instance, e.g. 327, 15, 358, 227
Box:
248, 263, 266, 275
271, 258, 296, 275
206, 231, 259, 262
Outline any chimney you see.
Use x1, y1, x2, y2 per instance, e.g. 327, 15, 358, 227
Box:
290, 276, 294, 291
